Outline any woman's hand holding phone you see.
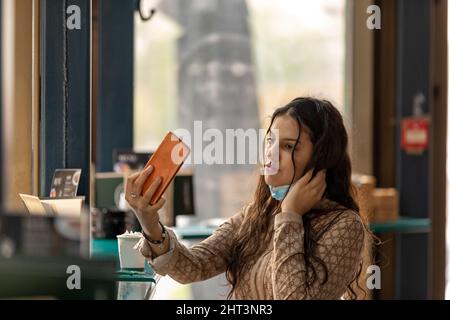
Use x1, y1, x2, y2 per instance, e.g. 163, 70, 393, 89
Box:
281, 169, 327, 216
125, 165, 166, 236
125, 131, 190, 240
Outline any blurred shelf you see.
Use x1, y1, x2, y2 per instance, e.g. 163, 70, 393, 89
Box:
173, 217, 432, 238
369, 216, 431, 234
171, 217, 432, 238
92, 216, 432, 253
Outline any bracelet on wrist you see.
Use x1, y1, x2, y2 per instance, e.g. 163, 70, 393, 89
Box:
142, 221, 167, 246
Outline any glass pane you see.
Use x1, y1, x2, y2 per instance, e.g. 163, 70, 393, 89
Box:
247, 0, 346, 122
134, 10, 182, 151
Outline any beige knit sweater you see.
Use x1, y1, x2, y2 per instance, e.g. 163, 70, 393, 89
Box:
137, 198, 365, 300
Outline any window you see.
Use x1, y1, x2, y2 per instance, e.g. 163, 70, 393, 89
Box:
134, 0, 348, 220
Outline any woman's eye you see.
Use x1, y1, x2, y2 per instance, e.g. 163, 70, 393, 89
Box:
285, 144, 294, 150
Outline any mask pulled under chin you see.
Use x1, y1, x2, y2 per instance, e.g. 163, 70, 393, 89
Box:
268, 184, 290, 201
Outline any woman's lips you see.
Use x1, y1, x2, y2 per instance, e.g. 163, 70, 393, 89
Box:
264, 162, 279, 175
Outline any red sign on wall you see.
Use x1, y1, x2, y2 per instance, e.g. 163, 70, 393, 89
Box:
401, 117, 429, 155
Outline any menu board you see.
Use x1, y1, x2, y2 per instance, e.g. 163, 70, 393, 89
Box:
49, 169, 82, 198
112, 149, 153, 174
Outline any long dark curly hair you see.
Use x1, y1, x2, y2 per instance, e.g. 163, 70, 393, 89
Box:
225, 97, 373, 299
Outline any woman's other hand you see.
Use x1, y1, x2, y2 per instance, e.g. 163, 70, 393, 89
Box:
281, 169, 327, 216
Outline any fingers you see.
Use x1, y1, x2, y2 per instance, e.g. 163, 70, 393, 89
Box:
125, 166, 154, 203
133, 165, 154, 196
125, 171, 140, 195
298, 169, 314, 186
141, 176, 162, 205
126, 170, 141, 182
308, 170, 326, 189
152, 196, 166, 211
318, 181, 327, 198
290, 169, 318, 192
311, 170, 327, 199
137, 196, 166, 219
125, 172, 140, 202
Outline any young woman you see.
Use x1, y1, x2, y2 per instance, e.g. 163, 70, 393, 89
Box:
126, 97, 369, 300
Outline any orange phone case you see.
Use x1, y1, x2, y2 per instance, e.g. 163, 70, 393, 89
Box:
141, 132, 190, 205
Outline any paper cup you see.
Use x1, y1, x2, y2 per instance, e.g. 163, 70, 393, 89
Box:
117, 232, 145, 270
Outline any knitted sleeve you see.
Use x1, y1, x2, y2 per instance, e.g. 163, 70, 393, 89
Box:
137, 207, 246, 284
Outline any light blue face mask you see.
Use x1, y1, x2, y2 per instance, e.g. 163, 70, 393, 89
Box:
268, 184, 290, 201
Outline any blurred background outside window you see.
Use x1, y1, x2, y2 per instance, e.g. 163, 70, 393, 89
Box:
134, 0, 347, 220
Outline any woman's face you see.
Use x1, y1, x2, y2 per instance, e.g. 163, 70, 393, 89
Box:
264, 114, 314, 187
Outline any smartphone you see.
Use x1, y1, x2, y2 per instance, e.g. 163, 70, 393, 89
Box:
141, 132, 191, 205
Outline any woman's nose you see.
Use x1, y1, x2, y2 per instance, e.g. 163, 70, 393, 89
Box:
266, 144, 279, 163
265, 146, 271, 161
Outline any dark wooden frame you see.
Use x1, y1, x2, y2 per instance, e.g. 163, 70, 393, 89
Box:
429, 0, 447, 300
40, 0, 92, 204
95, 0, 134, 172
0, 0, 3, 207
373, 0, 447, 299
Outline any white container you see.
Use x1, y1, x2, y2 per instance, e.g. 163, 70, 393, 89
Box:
117, 231, 145, 269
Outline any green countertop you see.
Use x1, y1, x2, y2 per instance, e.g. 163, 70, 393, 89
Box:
92, 216, 431, 256
171, 217, 431, 237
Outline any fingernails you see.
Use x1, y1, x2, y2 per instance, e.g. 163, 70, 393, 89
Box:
145, 165, 153, 173
157, 176, 162, 183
